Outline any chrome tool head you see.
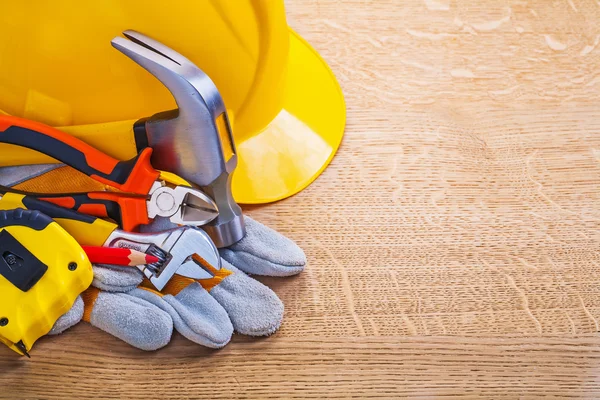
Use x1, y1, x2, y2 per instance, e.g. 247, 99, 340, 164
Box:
147, 182, 219, 226
104, 226, 221, 290
111, 30, 234, 184
111, 30, 246, 248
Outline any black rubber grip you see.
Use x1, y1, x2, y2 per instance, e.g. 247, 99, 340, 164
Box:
0, 125, 142, 185
0, 208, 53, 231
133, 118, 150, 153
21, 196, 97, 224
68, 194, 124, 226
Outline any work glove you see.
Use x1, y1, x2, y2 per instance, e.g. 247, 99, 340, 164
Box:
0, 164, 306, 350
51, 265, 235, 350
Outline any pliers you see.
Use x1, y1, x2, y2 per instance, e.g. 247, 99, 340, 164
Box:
0, 191, 221, 290
0, 115, 219, 231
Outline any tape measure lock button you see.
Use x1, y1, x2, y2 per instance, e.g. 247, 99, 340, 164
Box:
0, 230, 48, 292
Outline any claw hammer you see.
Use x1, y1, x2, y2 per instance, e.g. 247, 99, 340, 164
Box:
111, 31, 245, 248
0, 31, 245, 247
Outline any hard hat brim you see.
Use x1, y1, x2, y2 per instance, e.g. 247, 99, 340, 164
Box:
232, 29, 346, 204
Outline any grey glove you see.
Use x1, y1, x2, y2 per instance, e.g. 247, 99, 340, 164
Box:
0, 165, 306, 350
142, 215, 306, 336
220, 216, 307, 277
37, 262, 234, 351
84, 264, 234, 350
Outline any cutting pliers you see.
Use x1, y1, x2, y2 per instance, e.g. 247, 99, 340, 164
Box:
0, 115, 219, 231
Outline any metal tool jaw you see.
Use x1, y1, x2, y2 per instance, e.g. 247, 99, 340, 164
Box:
111, 30, 246, 248
147, 181, 219, 226
103, 226, 221, 291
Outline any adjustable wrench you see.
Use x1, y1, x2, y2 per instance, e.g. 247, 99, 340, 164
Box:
103, 226, 219, 289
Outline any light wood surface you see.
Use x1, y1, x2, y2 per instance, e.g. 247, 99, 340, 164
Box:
3, 0, 600, 398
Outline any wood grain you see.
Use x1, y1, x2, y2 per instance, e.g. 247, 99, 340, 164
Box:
5, 329, 600, 399
3, 0, 600, 398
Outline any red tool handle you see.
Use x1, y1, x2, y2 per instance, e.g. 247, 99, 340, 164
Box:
0, 115, 159, 194
37, 192, 150, 232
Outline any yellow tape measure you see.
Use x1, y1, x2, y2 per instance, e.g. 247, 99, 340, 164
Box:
0, 208, 92, 356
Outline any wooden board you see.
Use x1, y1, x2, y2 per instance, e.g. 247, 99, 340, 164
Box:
3, 0, 600, 397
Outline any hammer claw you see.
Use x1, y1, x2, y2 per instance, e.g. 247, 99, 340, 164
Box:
111, 30, 224, 120
111, 29, 246, 248
122, 30, 194, 69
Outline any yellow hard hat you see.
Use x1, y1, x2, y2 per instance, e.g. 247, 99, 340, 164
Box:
0, 0, 345, 204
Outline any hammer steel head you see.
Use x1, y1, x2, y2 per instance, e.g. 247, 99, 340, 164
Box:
111, 30, 229, 184
111, 30, 245, 248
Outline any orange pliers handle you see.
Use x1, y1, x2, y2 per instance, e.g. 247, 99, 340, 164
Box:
38, 192, 150, 232
0, 115, 159, 231
0, 115, 159, 194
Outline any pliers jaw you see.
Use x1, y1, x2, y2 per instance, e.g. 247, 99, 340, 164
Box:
147, 181, 219, 226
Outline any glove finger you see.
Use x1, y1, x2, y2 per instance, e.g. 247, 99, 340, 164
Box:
82, 288, 173, 351
0, 164, 62, 187
48, 295, 84, 336
220, 216, 306, 277
209, 260, 284, 336
131, 284, 233, 349
92, 264, 144, 292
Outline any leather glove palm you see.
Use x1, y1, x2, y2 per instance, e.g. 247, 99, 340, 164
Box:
0, 165, 306, 350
